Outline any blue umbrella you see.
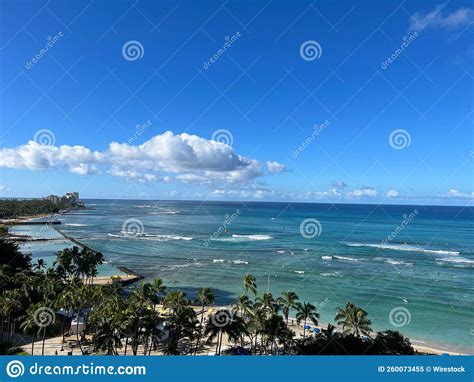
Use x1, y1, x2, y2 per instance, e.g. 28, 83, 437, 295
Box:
313, 328, 320, 333
304, 325, 311, 330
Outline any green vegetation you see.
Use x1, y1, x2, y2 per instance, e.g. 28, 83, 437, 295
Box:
0, 234, 417, 356
0, 199, 69, 219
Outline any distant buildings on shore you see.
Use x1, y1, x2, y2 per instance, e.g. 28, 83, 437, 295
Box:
45, 192, 84, 208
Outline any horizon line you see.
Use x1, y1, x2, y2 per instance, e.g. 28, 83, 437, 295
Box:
0, 196, 472, 209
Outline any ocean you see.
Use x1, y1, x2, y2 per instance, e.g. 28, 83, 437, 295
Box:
14, 200, 473, 353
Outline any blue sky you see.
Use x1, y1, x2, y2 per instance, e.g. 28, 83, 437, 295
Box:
0, 0, 472, 205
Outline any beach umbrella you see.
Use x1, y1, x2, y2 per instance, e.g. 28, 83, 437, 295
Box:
313, 328, 320, 333
304, 325, 311, 330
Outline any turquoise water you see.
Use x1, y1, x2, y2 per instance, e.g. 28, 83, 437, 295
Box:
13, 224, 127, 277
16, 200, 473, 353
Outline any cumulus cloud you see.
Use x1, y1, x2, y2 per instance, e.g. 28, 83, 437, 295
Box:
346, 187, 378, 198
442, 189, 473, 199
386, 189, 399, 198
409, 4, 474, 32
331, 180, 348, 189
266, 161, 285, 174
0, 131, 283, 185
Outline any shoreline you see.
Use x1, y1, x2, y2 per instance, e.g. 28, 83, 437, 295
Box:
3, 212, 470, 356
4, 211, 145, 286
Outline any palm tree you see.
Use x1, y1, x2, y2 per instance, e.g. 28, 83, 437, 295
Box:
255, 292, 277, 316
33, 259, 46, 272
249, 303, 267, 354
55, 289, 75, 345
196, 288, 214, 325
19, 305, 41, 354
335, 302, 372, 337
232, 294, 253, 319
295, 302, 319, 339
262, 314, 294, 354
194, 288, 214, 354
162, 291, 199, 354
3, 290, 22, 341
151, 277, 166, 307
243, 274, 257, 295
277, 291, 299, 325
205, 310, 247, 355
54, 247, 77, 280
92, 315, 123, 355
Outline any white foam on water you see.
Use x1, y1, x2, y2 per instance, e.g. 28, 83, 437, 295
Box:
213, 234, 273, 242
321, 271, 341, 277
344, 242, 460, 256
379, 258, 414, 266
436, 257, 474, 265
231, 234, 273, 240
110, 233, 193, 241
334, 255, 359, 262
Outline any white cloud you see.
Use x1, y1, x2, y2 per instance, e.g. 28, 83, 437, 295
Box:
69, 163, 99, 175
386, 189, 399, 198
409, 4, 474, 32
346, 187, 378, 198
442, 189, 473, 199
0, 131, 277, 185
212, 186, 275, 200
331, 180, 348, 189
266, 161, 285, 174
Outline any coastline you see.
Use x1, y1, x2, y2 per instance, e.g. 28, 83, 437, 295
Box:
2, 211, 470, 356
3, 210, 145, 286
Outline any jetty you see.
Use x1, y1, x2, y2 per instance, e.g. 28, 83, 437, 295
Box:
52, 227, 145, 286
